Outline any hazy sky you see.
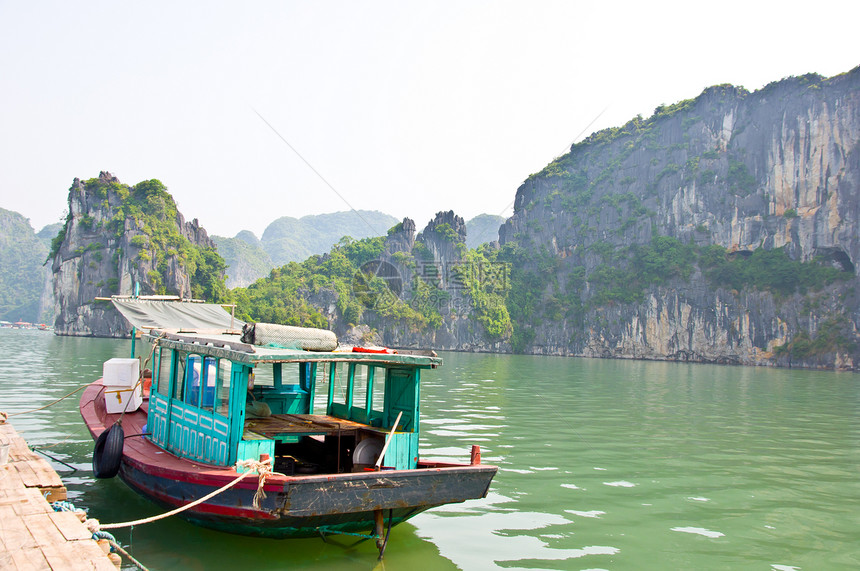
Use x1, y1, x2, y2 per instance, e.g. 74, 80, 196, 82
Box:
2, 1, 858, 239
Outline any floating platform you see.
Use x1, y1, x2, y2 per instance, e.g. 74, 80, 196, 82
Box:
0, 422, 117, 570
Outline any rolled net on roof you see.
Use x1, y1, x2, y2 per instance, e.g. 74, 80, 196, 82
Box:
241, 322, 338, 352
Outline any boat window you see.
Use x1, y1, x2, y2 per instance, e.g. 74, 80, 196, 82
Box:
313, 362, 330, 413
200, 357, 217, 411
282, 363, 301, 387
173, 352, 187, 400
371, 366, 385, 413
215, 359, 231, 416
156, 348, 171, 397
252, 364, 274, 388
331, 362, 349, 406
352, 365, 370, 409
184, 355, 203, 407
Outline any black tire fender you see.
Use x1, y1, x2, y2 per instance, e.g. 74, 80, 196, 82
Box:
93, 423, 124, 478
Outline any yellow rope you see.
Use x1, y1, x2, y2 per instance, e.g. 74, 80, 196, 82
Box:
1, 384, 89, 420
93, 458, 273, 530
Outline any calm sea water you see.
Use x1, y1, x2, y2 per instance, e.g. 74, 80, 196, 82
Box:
1, 328, 858, 570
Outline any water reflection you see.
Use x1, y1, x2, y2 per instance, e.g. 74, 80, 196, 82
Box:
2, 332, 859, 570
410, 351, 860, 570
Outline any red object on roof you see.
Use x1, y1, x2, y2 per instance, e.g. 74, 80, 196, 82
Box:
352, 346, 396, 354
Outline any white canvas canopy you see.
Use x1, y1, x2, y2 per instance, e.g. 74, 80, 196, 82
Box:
111, 297, 243, 334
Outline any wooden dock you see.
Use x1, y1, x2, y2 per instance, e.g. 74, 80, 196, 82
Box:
0, 422, 118, 570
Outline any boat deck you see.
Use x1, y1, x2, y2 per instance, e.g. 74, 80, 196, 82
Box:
245, 414, 373, 439
0, 422, 118, 570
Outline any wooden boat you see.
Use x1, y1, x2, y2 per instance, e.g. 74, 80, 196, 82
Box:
80, 297, 496, 554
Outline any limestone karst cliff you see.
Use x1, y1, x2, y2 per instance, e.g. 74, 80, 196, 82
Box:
497, 67, 860, 369
51, 172, 226, 337
365, 211, 505, 350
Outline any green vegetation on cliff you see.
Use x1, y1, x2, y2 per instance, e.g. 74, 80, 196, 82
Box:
700, 246, 849, 295
109, 178, 227, 302
774, 316, 857, 359
497, 232, 854, 354
588, 237, 696, 306
232, 235, 437, 330
456, 245, 511, 339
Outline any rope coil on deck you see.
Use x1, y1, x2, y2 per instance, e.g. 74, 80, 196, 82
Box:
90, 457, 273, 531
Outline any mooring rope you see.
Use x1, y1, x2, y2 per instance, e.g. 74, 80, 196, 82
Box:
0, 384, 89, 421
90, 457, 273, 531
107, 538, 150, 571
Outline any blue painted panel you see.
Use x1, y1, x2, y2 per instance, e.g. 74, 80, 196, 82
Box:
382, 432, 419, 469
166, 397, 230, 465
237, 431, 275, 472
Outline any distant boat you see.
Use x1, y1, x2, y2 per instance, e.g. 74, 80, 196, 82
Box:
80, 296, 496, 556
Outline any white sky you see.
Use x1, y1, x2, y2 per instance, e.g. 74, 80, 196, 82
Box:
2, 1, 858, 238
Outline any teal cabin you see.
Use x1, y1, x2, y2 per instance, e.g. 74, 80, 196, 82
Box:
145, 334, 436, 475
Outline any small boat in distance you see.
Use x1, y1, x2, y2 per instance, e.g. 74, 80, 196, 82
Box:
79, 296, 496, 555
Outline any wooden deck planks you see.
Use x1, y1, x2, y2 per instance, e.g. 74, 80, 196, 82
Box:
50, 511, 93, 541
1, 423, 67, 502
246, 413, 369, 438
0, 422, 119, 570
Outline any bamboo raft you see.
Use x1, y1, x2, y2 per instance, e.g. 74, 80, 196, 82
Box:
0, 422, 117, 570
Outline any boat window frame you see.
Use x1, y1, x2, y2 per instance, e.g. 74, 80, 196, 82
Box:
199, 356, 217, 412
173, 351, 187, 401
214, 358, 232, 417
329, 362, 350, 411
184, 354, 202, 407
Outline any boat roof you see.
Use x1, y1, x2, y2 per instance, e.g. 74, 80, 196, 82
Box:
112, 296, 243, 334
146, 331, 442, 369
114, 296, 441, 368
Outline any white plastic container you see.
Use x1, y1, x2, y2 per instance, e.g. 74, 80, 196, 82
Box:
104, 385, 143, 414
103, 358, 142, 413
103, 358, 140, 388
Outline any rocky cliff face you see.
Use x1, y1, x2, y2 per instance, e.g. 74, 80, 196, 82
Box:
498, 67, 860, 370
51, 172, 223, 337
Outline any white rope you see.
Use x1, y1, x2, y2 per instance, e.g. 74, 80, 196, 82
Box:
91, 458, 272, 531
236, 458, 276, 509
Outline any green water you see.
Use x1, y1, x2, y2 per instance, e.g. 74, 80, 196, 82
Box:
1, 328, 859, 570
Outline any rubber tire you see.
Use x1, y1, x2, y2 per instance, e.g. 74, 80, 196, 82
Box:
93, 423, 124, 479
